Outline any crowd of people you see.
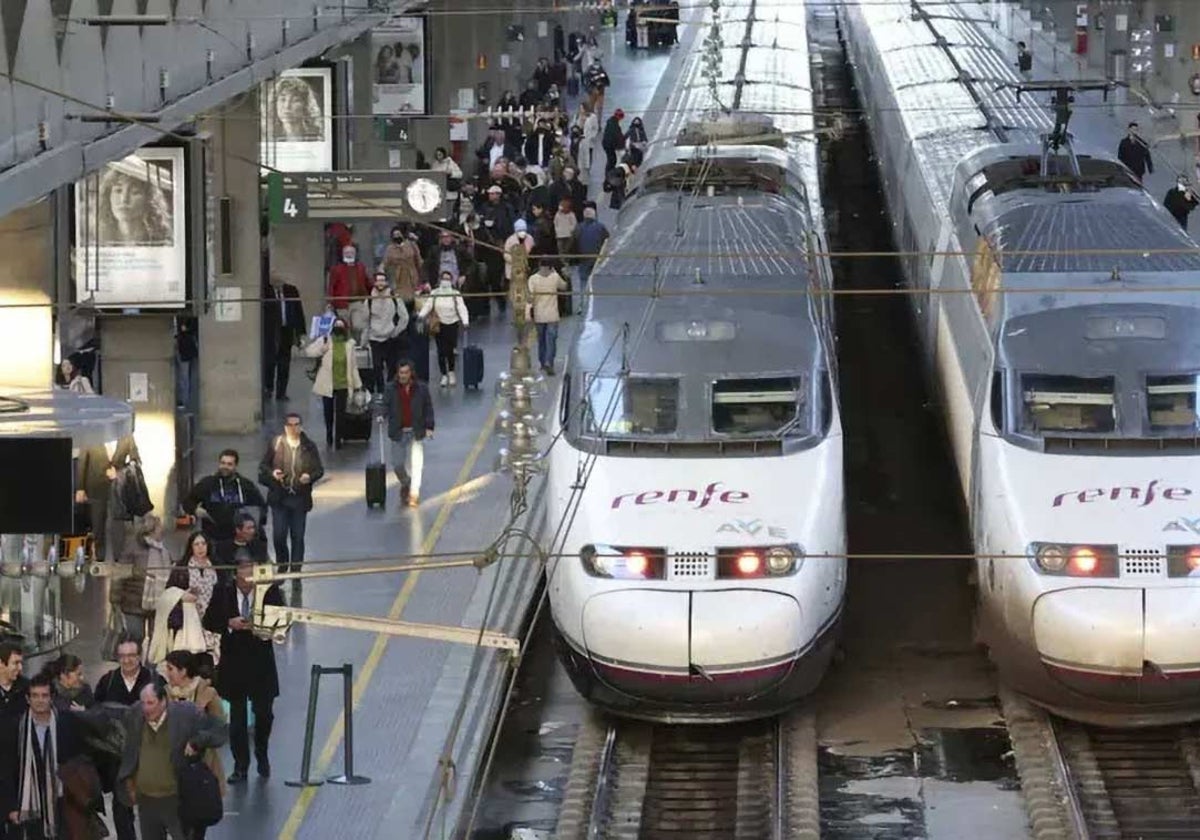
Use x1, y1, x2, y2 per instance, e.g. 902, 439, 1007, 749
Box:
0, 536, 284, 839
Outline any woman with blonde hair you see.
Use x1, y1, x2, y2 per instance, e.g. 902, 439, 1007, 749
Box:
272, 76, 323, 141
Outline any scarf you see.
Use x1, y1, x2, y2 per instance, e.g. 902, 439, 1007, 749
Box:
331, 336, 349, 390
17, 710, 59, 838
167, 676, 201, 703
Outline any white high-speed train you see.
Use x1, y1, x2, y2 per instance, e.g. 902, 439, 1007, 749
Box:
843, 0, 1200, 725
543, 2, 845, 723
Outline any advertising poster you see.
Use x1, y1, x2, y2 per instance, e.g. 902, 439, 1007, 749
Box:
74, 146, 187, 308
261, 67, 334, 172
371, 16, 428, 115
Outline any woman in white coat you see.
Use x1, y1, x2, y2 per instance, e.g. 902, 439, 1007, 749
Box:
304, 316, 362, 449
418, 270, 470, 387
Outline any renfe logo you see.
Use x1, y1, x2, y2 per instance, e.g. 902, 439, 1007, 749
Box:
611, 481, 749, 510
1052, 480, 1192, 508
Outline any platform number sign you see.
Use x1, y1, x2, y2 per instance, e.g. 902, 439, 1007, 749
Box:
266, 170, 447, 224
282, 197, 300, 218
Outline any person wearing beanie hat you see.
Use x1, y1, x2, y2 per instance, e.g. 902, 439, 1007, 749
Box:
602, 109, 627, 173
514, 218, 528, 234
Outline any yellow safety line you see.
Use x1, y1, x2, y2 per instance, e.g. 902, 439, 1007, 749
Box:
278, 400, 501, 840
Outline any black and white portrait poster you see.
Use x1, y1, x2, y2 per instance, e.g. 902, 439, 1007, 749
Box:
74, 147, 187, 308
261, 67, 333, 172
371, 16, 427, 115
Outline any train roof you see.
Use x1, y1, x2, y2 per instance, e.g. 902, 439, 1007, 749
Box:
568, 189, 821, 377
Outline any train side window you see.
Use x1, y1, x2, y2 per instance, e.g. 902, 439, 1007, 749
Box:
990, 371, 1004, 432
559, 372, 572, 428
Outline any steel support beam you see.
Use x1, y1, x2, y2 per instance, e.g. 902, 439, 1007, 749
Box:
0, 2, 414, 219
257, 604, 521, 654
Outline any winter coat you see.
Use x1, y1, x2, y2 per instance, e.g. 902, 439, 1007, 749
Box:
115, 702, 227, 808
503, 232, 535, 280
424, 244, 478, 287
418, 283, 470, 327
1117, 136, 1153, 178
554, 210, 578, 241
383, 378, 435, 441
528, 270, 569, 323
366, 289, 409, 342
257, 433, 324, 511
326, 261, 369, 310
304, 335, 363, 398
202, 582, 285, 701
183, 473, 267, 542
382, 240, 422, 304
112, 538, 172, 617
602, 116, 625, 151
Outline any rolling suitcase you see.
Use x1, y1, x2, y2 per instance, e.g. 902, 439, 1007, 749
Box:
365, 418, 387, 509
462, 337, 484, 389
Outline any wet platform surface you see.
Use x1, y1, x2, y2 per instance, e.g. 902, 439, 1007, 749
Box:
44, 10, 688, 840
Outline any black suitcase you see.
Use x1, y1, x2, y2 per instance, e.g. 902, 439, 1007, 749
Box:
365, 418, 387, 508
462, 343, 484, 389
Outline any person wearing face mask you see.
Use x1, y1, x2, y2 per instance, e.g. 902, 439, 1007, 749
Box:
524, 120, 556, 169
418, 271, 471, 387
625, 116, 649, 167
1117, 122, 1153, 184
381, 225, 423, 314
1164, 176, 1200, 230
304, 318, 363, 449
365, 272, 409, 387
575, 201, 610, 289
326, 245, 370, 319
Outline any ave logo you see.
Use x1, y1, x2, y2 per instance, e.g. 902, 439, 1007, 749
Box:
716, 518, 788, 539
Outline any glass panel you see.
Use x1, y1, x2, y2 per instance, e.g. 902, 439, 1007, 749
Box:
1021, 375, 1115, 434
586, 377, 679, 436
1148, 374, 1200, 432
712, 377, 803, 435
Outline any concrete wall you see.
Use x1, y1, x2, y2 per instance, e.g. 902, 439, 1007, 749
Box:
198, 93, 264, 434
0, 198, 54, 389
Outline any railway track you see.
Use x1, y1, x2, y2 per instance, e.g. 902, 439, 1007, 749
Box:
555, 710, 819, 840
1003, 690, 1200, 839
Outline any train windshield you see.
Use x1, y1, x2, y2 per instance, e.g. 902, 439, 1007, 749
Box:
712, 377, 804, 435
1147, 374, 1200, 433
585, 376, 679, 436
1020, 375, 1116, 434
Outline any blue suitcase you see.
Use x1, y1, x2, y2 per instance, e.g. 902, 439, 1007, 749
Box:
462, 343, 484, 389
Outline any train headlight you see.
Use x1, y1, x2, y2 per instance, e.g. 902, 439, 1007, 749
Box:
1036, 544, 1067, 572
580, 543, 665, 580
1028, 543, 1117, 577
765, 546, 796, 575
1166, 545, 1200, 577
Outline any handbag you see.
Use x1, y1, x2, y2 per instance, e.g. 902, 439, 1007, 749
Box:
425, 306, 442, 336
177, 758, 223, 828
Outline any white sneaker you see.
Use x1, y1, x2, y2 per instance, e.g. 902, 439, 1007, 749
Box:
439, 374, 449, 387
448, 372, 457, 386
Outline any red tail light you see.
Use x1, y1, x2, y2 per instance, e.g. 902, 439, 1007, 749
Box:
1068, 546, 1099, 575
735, 552, 762, 576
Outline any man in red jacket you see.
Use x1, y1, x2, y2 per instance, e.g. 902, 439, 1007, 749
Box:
326, 244, 369, 315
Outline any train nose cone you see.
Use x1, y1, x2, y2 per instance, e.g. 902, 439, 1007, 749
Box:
1032, 588, 1200, 704
580, 589, 807, 704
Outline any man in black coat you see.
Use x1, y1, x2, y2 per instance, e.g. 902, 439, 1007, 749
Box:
183, 449, 267, 544
263, 270, 306, 401
602, 109, 626, 173
548, 166, 588, 220
1117, 122, 1153, 183
202, 556, 285, 783
74, 435, 140, 563
424, 230, 479, 288
258, 413, 325, 575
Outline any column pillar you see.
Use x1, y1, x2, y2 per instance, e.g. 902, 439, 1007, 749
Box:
199, 93, 264, 434
0, 197, 54, 388
100, 317, 176, 516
